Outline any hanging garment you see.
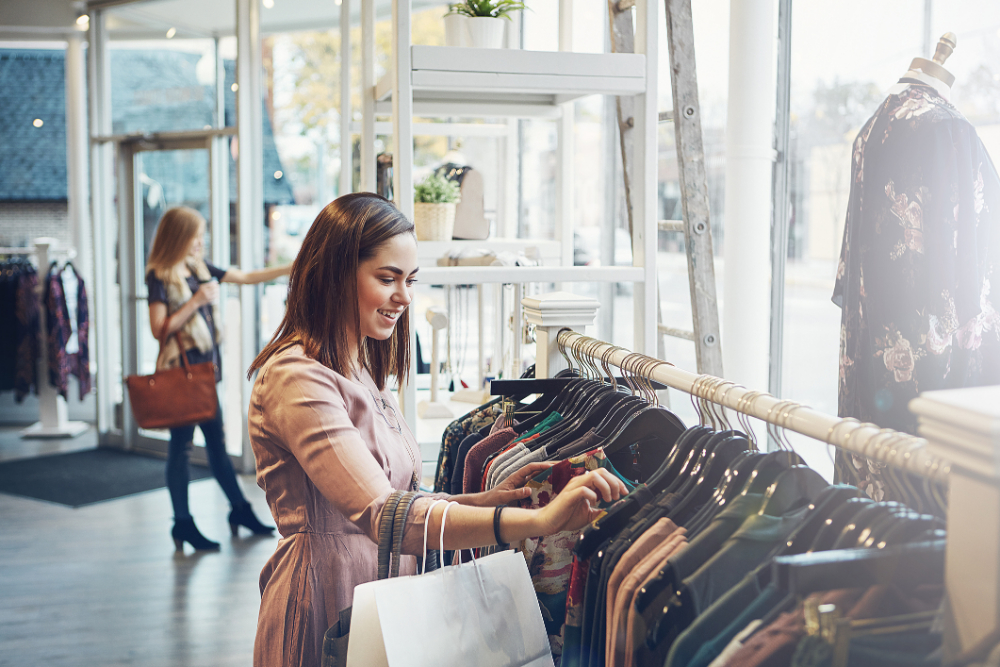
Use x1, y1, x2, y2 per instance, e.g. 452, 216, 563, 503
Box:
516, 448, 634, 661
834, 83, 1000, 499
0, 260, 40, 400
433, 402, 499, 492
14, 265, 40, 401
44, 263, 91, 400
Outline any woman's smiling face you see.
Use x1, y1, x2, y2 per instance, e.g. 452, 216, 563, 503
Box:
355, 232, 418, 342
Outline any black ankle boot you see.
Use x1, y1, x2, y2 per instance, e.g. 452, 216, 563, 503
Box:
172, 518, 220, 552
229, 503, 275, 536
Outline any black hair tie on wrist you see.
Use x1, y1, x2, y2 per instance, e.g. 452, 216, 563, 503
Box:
493, 505, 508, 550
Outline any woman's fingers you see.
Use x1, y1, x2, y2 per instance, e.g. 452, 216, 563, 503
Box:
515, 462, 555, 482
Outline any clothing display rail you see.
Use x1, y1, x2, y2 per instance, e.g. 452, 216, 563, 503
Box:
1, 238, 88, 439
554, 330, 949, 484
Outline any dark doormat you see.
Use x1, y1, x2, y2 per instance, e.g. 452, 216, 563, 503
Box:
0, 448, 212, 507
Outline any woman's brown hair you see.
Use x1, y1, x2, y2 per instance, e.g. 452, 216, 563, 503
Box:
248, 192, 415, 390
146, 206, 206, 282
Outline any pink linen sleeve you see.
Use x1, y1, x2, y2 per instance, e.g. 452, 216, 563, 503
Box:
259, 354, 449, 554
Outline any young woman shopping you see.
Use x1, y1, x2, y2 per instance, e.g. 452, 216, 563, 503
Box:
247, 192, 627, 666
146, 206, 291, 551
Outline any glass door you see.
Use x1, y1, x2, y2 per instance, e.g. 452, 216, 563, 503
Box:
118, 133, 240, 466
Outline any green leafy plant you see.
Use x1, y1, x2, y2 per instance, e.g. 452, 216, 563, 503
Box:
446, 0, 528, 20
414, 174, 461, 203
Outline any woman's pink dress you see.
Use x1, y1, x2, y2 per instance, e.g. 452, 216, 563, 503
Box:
249, 344, 443, 666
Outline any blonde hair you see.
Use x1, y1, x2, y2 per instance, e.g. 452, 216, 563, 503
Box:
146, 206, 206, 283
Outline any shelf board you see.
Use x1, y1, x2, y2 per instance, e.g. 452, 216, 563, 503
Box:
375, 46, 646, 113
417, 265, 644, 286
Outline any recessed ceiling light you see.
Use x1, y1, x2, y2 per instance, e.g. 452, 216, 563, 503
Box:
32, 119, 43, 128
263, 0, 275, 7
274, 171, 283, 179
166, 27, 177, 39
76, 15, 89, 26
231, 83, 239, 92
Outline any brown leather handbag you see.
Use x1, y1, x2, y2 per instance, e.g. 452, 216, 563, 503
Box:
125, 319, 218, 429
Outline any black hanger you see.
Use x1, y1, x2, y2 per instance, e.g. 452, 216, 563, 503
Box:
669, 435, 750, 526
758, 466, 831, 517
806, 497, 873, 552
601, 405, 687, 455
773, 540, 945, 597
776, 484, 858, 556
572, 427, 705, 561
740, 450, 805, 496
683, 452, 766, 536
880, 518, 946, 547
831, 502, 904, 550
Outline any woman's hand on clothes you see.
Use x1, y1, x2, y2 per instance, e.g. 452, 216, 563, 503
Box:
193, 280, 219, 307
482, 462, 555, 506
532, 469, 628, 536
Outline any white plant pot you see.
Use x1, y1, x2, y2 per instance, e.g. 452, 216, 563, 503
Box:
466, 17, 505, 49
444, 14, 469, 47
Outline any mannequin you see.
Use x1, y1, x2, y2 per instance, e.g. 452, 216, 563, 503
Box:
888, 32, 957, 99
833, 31, 1000, 502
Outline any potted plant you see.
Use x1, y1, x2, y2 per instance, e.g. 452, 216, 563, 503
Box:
446, 0, 527, 49
413, 174, 461, 241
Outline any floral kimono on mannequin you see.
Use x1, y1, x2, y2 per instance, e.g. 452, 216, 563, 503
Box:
833, 83, 1000, 500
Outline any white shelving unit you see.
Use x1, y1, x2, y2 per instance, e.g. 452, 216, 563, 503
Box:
356, 0, 660, 431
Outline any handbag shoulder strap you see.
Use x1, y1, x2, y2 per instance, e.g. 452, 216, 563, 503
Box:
377, 491, 405, 580
158, 316, 191, 371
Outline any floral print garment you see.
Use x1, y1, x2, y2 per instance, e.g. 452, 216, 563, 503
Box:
834, 84, 1000, 499
433, 403, 499, 492
516, 449, 634, 661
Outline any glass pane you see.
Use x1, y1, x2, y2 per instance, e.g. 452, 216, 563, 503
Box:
135, 148, 211, 445
784, 2, 1000, 478
105, 0, 236, 135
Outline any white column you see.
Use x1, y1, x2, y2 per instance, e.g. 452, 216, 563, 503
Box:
523, 291, 600, 378
554, 0, 574, 281
88, 9, 117, 438
237, 0, 265, 471
360, 0, 376, 192
339, 0, 352, 198
633, 0, 658, 357
722, 0, 776, 390
392, 0, 417, 432
65, 34, 91, 283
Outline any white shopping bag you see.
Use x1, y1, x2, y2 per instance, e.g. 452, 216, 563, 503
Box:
346, 502, 554, 667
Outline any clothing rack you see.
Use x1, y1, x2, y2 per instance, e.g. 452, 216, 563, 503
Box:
7, 238, 88, 439
554, 329, 948, 483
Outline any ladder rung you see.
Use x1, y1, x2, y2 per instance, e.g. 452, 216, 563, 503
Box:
658, 219, 684, 233
658, 325, 695, 341
659, 110, 674, 123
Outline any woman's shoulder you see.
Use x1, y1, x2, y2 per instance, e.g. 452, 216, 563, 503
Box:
256, 343, 351, 388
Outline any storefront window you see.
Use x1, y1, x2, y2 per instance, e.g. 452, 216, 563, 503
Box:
782, 1, 1000, 475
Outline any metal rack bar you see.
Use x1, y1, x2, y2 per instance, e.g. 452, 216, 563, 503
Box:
556, 330, 949, 482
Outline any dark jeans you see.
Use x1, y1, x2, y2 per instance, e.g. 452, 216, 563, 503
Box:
167, 406, 246, 521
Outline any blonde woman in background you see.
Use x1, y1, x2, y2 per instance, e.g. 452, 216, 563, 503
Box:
146, 206, 292, 551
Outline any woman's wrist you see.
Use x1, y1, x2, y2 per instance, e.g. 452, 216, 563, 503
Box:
448, 492, 492, 508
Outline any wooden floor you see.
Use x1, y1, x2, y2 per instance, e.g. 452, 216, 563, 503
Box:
0, 427, 278, 667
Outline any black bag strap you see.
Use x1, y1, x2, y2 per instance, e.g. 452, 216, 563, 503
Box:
390, 492, 419, 578
377, 491, 405, 580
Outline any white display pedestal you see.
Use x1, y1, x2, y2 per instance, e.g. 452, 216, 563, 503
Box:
417, 307, 454, 420
910, 385, 1000, 659
521, 291, 600, 379
22, 238, 88, 440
